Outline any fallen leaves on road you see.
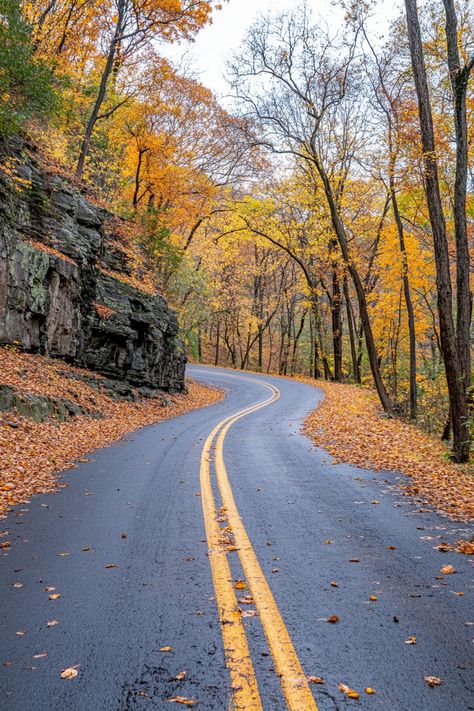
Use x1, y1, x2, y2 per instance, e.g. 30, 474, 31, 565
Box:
338, 683, 359, 699
238, 595, 253, 605
60, 667, 79, 679
424, 676, 442, 687
172, 671, 187, 682
48, 593, 60, 600
307, 676, 325, 684
365, 687, 376, 694
47, 620, 60, 627
0, 348, 223, 517
405, 636, 417, 644
234, 580, 247, 590
327, 615, 340, 624
440, 565, 456, 575
167, 697, 197, 706
302, 379, 474, 522
456, 539, 474, 555
160, 647, 173, 652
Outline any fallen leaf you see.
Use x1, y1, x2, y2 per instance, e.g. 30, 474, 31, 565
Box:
241, 610, 258, 618
327, 615, 340, 624
60, 667, 78, 679
57, 552, 70, 557
339, 683, 359, 699
104, 563, 117, 569
160, 646, 173, 652
48, 593, 60, 600
272, 568, 280, 573
456, 539, 474, 555
387, 546, 397, 550
349, 558, 360, 563
234, 580, 247, 590
435, 542, 451, 552
33, 653, 48, 659
440, 565, 456, 574
371, 500, 379, 504
369, 595, 378, 601
16, 631, 25, 637
0, 541, 11, 549
424, 676, 442, 687
365, 687, 376, 694
12, 582, 24, 588
167, 696, 197, 706
324, 540, 332, 544
173, 671, 187, 681
405, 636, 417, 644
121, 532, 127, 539
307, 676, 325, 684
47, 620, 60, 627
82, 546, 90, 552
330, 581, 339, 588
44, 586, 56, 592
238, 595, 253, 605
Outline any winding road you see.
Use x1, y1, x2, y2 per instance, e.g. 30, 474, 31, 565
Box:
0, 365, 473, 710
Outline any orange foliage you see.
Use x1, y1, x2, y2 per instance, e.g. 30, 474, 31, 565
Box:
303, 379, 474, 522
0, 347, 223, 516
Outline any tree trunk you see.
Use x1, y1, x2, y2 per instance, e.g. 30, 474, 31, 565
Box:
343, 275, 360, 383
312, 158, 392, 411
76, 2, 125, 179
214, 320, 220, 366
389, 151, 417, 419
404, 0, 469, 461
442, 0, 472, 396
332, 267, 343, 382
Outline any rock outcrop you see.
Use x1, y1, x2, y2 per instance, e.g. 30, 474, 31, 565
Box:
0, 150, 186, 391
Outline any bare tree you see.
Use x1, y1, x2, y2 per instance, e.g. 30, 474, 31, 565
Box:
228, 6, 393, 410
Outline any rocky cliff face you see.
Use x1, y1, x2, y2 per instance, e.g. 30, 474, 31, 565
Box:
0, 151, 186, 392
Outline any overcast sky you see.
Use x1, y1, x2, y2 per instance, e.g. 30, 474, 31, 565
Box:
162, 0, 403, 96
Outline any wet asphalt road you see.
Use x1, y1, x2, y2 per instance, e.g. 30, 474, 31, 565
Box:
0, 365, 473, 711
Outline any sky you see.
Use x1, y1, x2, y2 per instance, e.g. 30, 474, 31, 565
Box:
162, 0, 402, 97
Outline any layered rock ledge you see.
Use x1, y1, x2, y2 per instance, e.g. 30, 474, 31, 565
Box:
0, 152, 186, 391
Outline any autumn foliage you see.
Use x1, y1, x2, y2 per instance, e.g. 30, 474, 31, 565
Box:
0, 347, 223, 517
0, 1, 473, 496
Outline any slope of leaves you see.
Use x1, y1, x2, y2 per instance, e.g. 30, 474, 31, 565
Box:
0, 348, 223, 517
302, 379, 474, 522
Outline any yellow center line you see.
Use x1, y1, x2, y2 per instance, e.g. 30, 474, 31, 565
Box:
199, 375, 319, 711
200, 418, 263, 710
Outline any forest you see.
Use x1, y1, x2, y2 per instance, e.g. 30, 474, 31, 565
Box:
0, 0, 473, 462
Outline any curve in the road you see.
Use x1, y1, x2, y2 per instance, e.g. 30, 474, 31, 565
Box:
198, 372, 318, 711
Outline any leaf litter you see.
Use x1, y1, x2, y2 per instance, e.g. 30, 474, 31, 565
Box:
0, 348, 223, 517
302, 379, 474, 522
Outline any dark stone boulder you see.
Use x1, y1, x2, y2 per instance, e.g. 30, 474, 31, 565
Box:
0, 153, 186, 392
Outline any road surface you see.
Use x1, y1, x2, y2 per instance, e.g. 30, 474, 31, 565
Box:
0, 366, 473, 710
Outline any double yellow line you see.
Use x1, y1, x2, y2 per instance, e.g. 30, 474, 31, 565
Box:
199, 376, 319, 711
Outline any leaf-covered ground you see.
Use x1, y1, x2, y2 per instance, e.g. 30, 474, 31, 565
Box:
0, 348, 223, 517
303, 379, 474, 525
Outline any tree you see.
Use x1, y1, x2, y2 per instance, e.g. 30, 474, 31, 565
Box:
229, 6, 393, 410
74, 0, 218, 179
404, 0, 471, 461
0, 0, 55, 137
